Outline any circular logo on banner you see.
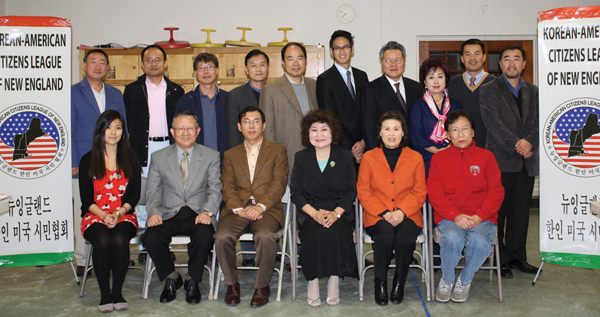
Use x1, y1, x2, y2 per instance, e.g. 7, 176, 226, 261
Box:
543, 97, 600, 177
0, 103, 68, 179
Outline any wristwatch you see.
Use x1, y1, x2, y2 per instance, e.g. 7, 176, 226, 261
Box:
203, 210, 213, 217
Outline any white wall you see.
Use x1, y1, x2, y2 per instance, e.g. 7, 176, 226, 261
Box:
4, 0, 598, 83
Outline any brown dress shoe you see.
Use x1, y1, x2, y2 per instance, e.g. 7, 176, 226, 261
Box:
250, 286, 270, 308
225, 282, 241, 306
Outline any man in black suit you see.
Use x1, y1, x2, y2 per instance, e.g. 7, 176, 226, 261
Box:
317, 30, 369, 164
480, 45, 540, 278
361, 41, 423, 151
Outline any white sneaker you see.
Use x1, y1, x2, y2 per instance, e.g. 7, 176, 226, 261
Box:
451, 276, 471, 302
435, 278, 453, 302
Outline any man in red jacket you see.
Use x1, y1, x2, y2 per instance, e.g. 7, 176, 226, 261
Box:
427, 110, 504, 303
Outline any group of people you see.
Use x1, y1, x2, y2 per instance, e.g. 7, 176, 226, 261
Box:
70, 29, 539, 312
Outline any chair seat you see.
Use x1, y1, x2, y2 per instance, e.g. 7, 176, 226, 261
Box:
170, 235, 191, 244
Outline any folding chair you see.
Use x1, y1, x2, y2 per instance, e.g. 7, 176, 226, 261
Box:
428, 203, 503, 302
357, 202, 430, 301
213, 186, 292, 302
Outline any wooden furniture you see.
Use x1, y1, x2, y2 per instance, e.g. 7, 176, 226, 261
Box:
78, 45, 326, 93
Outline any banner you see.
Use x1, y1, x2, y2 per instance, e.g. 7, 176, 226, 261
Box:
0, 16, 72, 266
538, 6, 600, 269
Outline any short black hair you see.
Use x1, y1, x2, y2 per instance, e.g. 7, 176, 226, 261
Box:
444, 110, 475, 132
461, 39, 486, 55
300, 110, 343, 147
419, 57, 450, 89
141, 45, 167, 61
376, 111, 410, 148
329, 30, 354, 48
281, 42, 307, 61
194, 52, 219, 70
244, 49, 269, 66
84, 49, 109, 64
500, 45, 526, 61
238, 106, 265, 123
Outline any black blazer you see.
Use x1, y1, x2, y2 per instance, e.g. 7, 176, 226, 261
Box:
317, 65, 369, 151
361, 75, 423, 151
290, 146, 357, 226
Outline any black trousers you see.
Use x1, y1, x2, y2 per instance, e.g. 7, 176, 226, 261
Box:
365, 218, 421, 282
498, 166, 535, 265
143, 206, 214, 282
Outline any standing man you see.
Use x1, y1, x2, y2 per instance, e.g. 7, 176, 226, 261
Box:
71, 49, 127, 275
317, 30, 369, 164
480, 45, 540, 278
448, 39, 495, 148
227, 50, 269, 149
260, 42, 318, 169
176, 52, 229, 162
124, 45, 184, 229
215, 106, 289, 308
361, 41, 423, 151
143, 110, 222, 304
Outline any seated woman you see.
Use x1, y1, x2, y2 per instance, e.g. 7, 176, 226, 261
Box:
409, 57, 462, 176
79, 110, 141, 312
427, 110, 504, 303
290, 109, 358, 307
357, 111, 427, 306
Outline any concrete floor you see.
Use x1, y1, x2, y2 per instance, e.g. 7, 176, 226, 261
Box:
1, 207, 599, 316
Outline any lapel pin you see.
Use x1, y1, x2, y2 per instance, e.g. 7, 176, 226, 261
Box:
330, 161, 335, 167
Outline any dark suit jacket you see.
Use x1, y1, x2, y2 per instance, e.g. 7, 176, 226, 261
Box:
480, 76, 539, 176
317, 65, 369, 151
71, 78, 127, 172
261, 75, 318, 169
361, 75, 423, 150
226, 82, 259, 148
175, 85, 229, 162
290, 146, 357, 226
220, 139, 289, 225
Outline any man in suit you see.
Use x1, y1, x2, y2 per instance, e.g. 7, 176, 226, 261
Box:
176, 52, 229, 162
227, 50, 269, 149
480, 45, 540, 278
260, 42, 318, 169
317, 30, 369, 164
448, 39, 495, 149
124, 45, 184, 231
361, 41, 423, 151
215, 106, 289, 308
71, 49, 127, 275
143, 110, 222, 304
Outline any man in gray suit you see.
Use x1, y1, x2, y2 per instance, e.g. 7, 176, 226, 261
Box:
260, 42, 318, 169
480, 45, 539, 278
227, 50, 270, 149
143, 110, 222, 304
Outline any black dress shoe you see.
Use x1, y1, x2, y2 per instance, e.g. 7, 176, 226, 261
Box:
500, 265, 514, 278
138, 253, 147, 265
160, 273, 183, 303
76, 266, 92, 277
390, 277, 405, 305
184, 278, 201, 304
508, 259, 540, 275
374, 278, 388, 306
242, 258, 256, 267
128, 260, 135, 267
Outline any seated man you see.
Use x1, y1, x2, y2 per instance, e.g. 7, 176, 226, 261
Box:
215, 106, 289, 307
427, 110, 504, 303
143, 110, 222, 304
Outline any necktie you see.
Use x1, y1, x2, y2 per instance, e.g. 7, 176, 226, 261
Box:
470, 77, 476, 88
181, 151, 189, 190
394, 82, 407, 113
347, 71, 356, 101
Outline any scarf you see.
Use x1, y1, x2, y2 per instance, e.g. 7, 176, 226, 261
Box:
423, 89, 450, 143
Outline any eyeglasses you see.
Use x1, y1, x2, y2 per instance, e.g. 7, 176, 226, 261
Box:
332, 45, 351, 52
449, 127, 471, 135
144, 58, 163, 64
242, 119, 262, 126
173, 127, 197, 133
383, 58, 404, 64
196, 65, 216, 71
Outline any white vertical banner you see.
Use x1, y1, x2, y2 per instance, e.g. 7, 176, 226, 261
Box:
0, 16, 72, 266
538, 6, 600, 269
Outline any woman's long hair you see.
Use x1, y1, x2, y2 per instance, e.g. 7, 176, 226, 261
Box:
88, 110, 139, 180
